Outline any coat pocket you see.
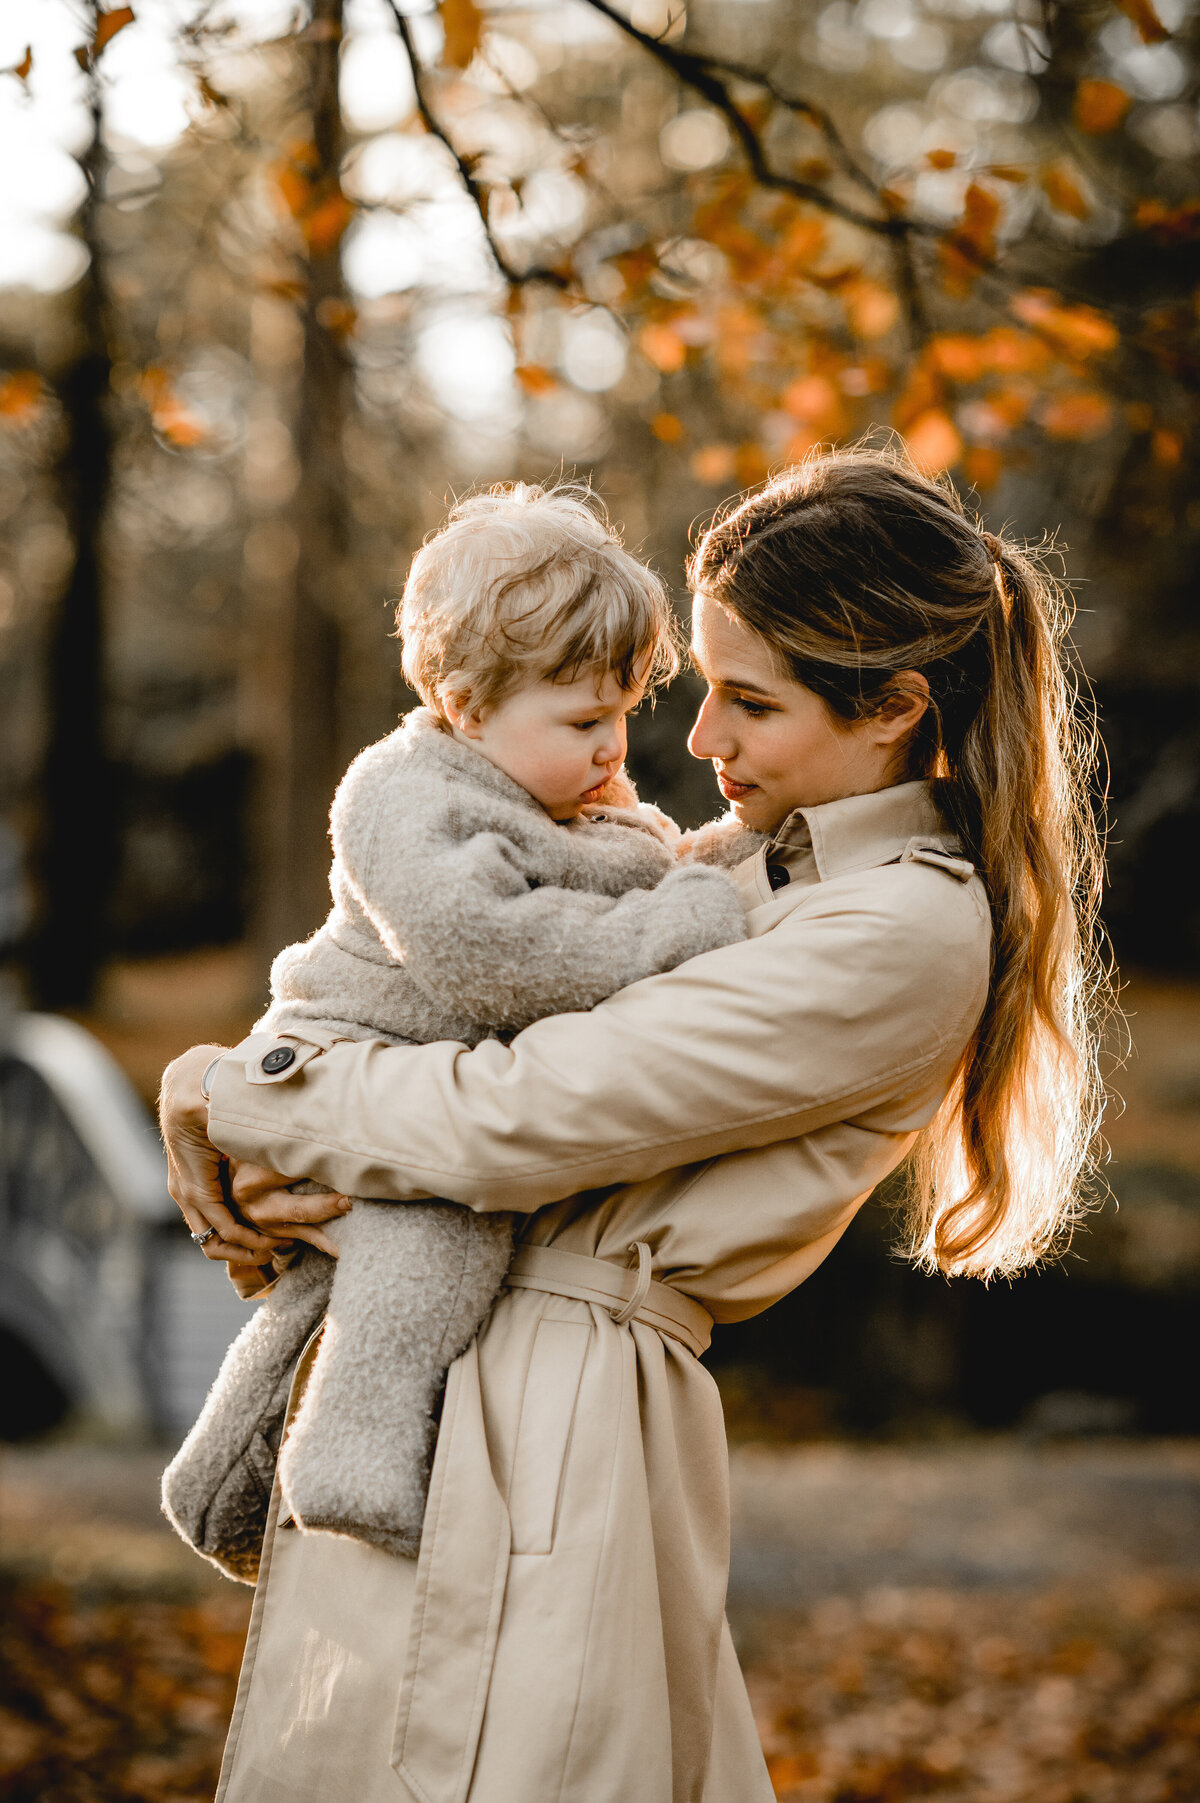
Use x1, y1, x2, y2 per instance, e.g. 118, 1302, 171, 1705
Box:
506, 1317, 591, 1555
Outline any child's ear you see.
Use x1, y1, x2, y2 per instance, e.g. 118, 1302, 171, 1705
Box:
442, 687, 488, 739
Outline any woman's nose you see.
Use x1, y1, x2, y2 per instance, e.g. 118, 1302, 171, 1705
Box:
688, 692, 728, 761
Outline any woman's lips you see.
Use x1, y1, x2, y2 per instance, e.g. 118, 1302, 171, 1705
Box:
716, 772, 758, 801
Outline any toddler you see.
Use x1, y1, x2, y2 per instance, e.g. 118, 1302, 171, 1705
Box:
164, 484, 749, 1581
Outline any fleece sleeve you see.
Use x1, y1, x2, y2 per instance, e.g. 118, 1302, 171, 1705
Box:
335, 763, 747, 1034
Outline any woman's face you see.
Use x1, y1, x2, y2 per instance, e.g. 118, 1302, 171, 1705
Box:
688, 593, 924, 835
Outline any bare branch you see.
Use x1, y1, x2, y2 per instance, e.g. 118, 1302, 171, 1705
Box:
578, 0, 919, 239
383, 0, 570, 290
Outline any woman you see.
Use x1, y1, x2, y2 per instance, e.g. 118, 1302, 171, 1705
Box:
161, 449, 1104, 1803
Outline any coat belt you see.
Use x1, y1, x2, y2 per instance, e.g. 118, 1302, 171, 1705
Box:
391, 1243, 713, 1803
504, 1242, 714, 1357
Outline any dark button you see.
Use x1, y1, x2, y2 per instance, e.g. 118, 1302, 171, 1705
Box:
261, 1045, 296, 1075
766, 861, 790, 891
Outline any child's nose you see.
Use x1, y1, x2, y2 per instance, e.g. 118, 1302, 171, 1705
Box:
597, 723, 625, 766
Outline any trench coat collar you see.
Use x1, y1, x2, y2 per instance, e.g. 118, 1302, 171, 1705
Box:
769, 780, 958, 882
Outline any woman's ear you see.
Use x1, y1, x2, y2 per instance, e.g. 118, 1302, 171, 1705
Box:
868, 671, 931, 746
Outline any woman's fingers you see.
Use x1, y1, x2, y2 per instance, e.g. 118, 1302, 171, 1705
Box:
159, 1047, 290, 1256
282, 1222, 343, 1258
233, 1163, 352, 1231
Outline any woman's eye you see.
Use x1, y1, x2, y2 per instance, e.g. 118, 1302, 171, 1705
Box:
733, 697, 768, 717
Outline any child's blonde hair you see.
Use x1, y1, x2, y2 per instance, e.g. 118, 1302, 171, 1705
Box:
398, 483, 679, 719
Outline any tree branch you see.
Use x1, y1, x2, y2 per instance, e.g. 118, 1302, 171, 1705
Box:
578, 0, 922, 238
383, 0, 569, 290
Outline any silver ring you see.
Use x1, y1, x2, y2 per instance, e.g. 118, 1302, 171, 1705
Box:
191, 1226, 218, 1247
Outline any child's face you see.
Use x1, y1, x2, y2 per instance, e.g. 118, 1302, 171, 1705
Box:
452, 668, 647, 820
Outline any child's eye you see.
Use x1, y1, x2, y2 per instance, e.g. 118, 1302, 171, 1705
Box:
573, 719, 600, 732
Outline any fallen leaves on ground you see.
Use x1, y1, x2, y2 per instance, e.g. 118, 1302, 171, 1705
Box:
3, 1570, 1198, 1799
0, 1576, 251, 1802
746, 1574, 1200, 1802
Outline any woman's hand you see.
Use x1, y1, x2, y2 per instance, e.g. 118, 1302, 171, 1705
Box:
159, 1045, 284, 1267
229, 1163, 351, 1259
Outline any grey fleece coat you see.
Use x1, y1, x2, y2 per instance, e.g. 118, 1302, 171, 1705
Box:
162, 708, 747, 1580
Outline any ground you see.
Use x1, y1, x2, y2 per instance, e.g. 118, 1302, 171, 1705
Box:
2, 1437, 1198, 1802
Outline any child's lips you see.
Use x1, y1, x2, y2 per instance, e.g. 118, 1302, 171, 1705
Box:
580, 780, 608, 802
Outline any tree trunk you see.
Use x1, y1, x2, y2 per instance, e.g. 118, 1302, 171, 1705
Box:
28, 60, 116, 1009
254, 0, 351, 964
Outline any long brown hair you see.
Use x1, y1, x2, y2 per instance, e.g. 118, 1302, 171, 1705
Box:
689, 445, 1109, 1277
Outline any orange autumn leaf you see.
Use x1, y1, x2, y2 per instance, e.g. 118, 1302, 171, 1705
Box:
984, 326, 1050, 374
983, 383, 1034, 429
941, 184, 1000, 296
926, 148, 957, 170
1073, 79, 1131, 134
275, 163, 311, 220
515, 364, 558, 395
781, 373, 845, 433
7, 46, 32, 82
1042, 162, 1090, 219
779, 216, 825, 270
1152, 427, 1184, 464
1041, 391, 1113, 439
93, 6, 135, 57
650, 411, 685, 443
893, 363, 942, 432
1011, 292, 1118, 359
639, 323, 687, 373
929, 335, 987, 383
315, 297, 357, 338
0, 370, 43, 422
440, 0, 484, 69
962, 183, 1001, 247
1136, 198, 1200, 243
845, 281, 899, 340
139, 367, 206, 448
905, 408, 963, 473
1115, 0, 1169, 42
768, 1752, 821, 1787
735, 442, 771, 485
302, 191, 354, 256
691, 444, 737, 484
963, 444, 1005, 490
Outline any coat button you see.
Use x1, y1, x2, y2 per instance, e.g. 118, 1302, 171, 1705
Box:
261, 1045, 296, 1075
766, 861, 790, 891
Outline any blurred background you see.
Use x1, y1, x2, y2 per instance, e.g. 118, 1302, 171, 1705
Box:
1, 0, 1199, 1798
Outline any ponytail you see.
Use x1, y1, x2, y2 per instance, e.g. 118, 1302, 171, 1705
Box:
690, 446, 1110, 1277
913, 536, 1107, 1274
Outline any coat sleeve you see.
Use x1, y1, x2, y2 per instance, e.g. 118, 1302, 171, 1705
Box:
338, 772, 748, 1031
207, 867, 991, 1212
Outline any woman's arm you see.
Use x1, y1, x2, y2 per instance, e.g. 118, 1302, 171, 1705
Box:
199, 867, 990, 1215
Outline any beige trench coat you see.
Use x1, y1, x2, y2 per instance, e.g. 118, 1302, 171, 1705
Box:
207, 781, 991, 1803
